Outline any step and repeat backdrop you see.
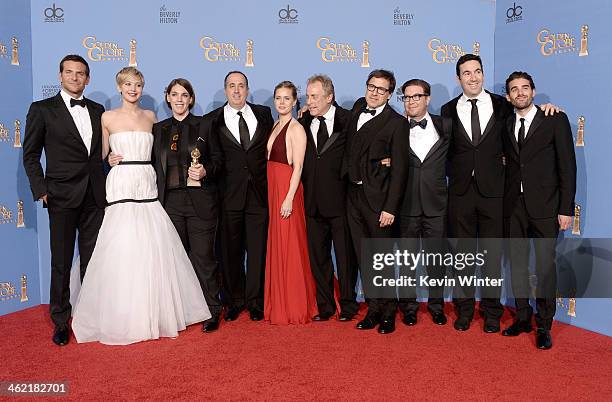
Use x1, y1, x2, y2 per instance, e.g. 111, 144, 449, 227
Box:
1, 0, 610, 335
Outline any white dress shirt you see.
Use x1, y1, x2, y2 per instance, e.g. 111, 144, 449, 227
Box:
456, 90, 493, 141
60, 90, 93, 155
223, 103, 258, 142
514, 104, 537, 192
409, 113, 439, 163
310, 104, 335, 147
357, 103, 385, 131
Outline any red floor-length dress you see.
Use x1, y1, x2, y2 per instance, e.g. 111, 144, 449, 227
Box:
264, 120, 318, 324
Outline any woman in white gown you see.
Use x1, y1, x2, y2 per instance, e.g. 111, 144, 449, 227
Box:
71, 67, 211, 345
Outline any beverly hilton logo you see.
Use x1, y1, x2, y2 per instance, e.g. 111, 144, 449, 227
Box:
44, 3, 64, 23
428, 38, 467, 64
506, 2, 522, 24
82, 36, 128, 62
199, 36, 255, 67
159, 4, 181, 24
278, 5, 298, 24
316, 37, 370, 67
537, 25, 589, 57
393, 7, 414, 26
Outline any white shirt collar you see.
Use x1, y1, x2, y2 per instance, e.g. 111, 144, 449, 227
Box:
460, 90, 489, 104
515, 104, 537, 124
60, 89, 84, 107
321, 104, 335, 121
224, 103, 250, 117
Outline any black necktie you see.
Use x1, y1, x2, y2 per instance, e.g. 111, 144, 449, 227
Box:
469, 98, 481, 145
70, 98, 86, 108
237, 111, 250, 151
316, 116, 328, 153
362, 108, 376, 116
518, 117, 526, 150
409, 118, 427, 129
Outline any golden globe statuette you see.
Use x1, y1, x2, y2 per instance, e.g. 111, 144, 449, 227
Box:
11, 36, 19, 66
572, 204, 581, 235
568, 297, 576, 317
20, 275, 28, 302
361, 40, 370, 68
17, 200, 25, 228
14, 119, 21, 148
576, 116, 585, 147
473, 41, 480, 56
245, 39, 254, 67
187, 147, 202, 187
579, 25, 589, 57
129, 39, 137, 67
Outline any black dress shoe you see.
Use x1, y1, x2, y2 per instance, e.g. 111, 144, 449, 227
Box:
224, 307, 243, 322
431, 312, 447, 325
502, 320, 533, 337
52, 327, 70, 346
356, 314, 380, 330
313, 312, 333, 321
338, 312, 355, 322
249, 309, 264, 321
202, 317, 220, 333
402, 312, 417, 326
378, 317, 396, 334
536, 328, 553, 350
453, 317, 471, 331
483, 319, 501, 333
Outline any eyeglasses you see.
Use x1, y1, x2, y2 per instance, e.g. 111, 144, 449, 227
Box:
366, 84, 390, 95
401, 94, 429, 102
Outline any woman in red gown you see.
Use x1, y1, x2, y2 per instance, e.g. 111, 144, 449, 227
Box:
264, 81, 318, 324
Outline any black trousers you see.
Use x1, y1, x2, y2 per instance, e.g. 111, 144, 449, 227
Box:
506, 195, 558, 330
306, 212, 359, 317
398, 215, 447, 315
48, 182, 104, 329
220, 182, 268, 312
165, 189, 222, 317
346, 183, 395, 318
448, 179, 504, 321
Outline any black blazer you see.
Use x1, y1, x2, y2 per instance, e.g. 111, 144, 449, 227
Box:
299, 105, 351, 217
152, 113, 223, 220
341, 98, 411, 216
400, 114, 452, 217
204, 102, 273, 211
502, 107, 576, 219
441, 91, 513, 197
23, 92, 106, 209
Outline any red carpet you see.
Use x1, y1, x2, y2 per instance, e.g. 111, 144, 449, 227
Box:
1, 304, 611, 400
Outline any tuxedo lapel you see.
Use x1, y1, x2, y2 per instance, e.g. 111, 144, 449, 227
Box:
53, 94, 87, 153
479, 90, 502, 143
218, 115, 241, 148
319, 108, 345, 154
524, 107, 544, 145
247, 103, 266, 152
506, 114, 520, 157
358, 104, 392, 151
449, 97, 472, 144
86, 98, 102, 157
423, 115, 447, 162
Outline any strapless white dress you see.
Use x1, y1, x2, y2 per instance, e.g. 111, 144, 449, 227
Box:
71, 131, 211, 345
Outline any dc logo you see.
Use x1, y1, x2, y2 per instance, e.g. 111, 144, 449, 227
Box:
278, 5, 298, 20
44, 3, 64, 19
506, 2, 522, 19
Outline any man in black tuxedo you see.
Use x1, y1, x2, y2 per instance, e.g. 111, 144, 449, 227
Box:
341, 69, 411, 334
23, 55, 105, 346
396, 79, 452, 327
298, 74, 358, 322
501, 71, 576, 350
206, 71, 273, 322
152, 78, 224, 332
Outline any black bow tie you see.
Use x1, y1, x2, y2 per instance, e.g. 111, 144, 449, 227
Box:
409, 118, 427, 129
70, 98, 86, 108
362, 108, 376, 116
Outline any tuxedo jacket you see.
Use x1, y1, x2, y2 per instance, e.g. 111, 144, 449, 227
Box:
204, 102, 274, 211
502, 107, 576, 219
299, 105, 351, 217
341, 97, 411, 216
441, 91, 513, 197
23, 92, 106, 209
152, 113, 223, 220
400, 114, 452, 217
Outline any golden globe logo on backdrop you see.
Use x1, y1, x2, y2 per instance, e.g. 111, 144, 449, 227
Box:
0, 275, 28, 302
316, 38, 370, 67
427, 38, 467, 63
199, 36, 255, 67
536, 25, 589, 57
82, 36, 128, 63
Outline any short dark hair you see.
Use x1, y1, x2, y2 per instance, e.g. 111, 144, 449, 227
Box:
274, 80, 300, 111
401, 79, 431, 96
455, 54, 483, 77
165, 78, 196, 110
59, 54, 90, 77
224, 71, 249, 88
366, 69, 396, 94
505, 71, 536, 94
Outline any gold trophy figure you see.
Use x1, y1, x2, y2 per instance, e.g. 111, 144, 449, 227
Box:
14, 119, 22, 148
20, 275, 28, 302
473, 41, 480, 56
579, 25, 589, 57
245, 39, 254, 67
576, 116, 585, 147
187, 147, 202, 187
129, 39, 137, 67
568, 298, 577, 317
361, 40, 370, 68
17, 200, 25, 228
572, 204, 581, 235
11, 36, 19, 66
